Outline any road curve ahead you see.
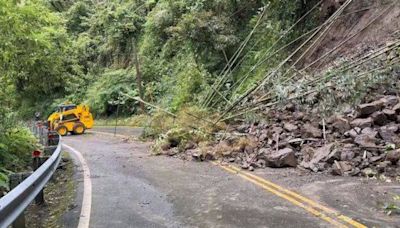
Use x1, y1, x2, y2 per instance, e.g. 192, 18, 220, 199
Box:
62, 132, 333, 228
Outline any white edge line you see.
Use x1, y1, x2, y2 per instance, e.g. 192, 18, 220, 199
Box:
63, 143, 92, 228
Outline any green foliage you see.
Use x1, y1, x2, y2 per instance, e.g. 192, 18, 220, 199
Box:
0, 127, 37, 184
85, 68, 138, 116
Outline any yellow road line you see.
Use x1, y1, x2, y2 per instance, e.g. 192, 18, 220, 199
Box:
212, 162, 367, 228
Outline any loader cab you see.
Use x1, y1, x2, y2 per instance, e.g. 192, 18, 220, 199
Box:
57, 104, 77, 113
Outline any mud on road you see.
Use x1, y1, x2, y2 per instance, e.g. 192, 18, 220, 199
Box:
61, 127, 400, 228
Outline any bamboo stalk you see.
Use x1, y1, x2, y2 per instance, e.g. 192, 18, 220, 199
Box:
215, 0, 355, 123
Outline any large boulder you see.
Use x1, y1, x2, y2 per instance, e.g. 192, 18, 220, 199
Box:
265, 148, 298, 168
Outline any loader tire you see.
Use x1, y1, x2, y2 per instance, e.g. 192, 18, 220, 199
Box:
73, 122, 85, 135
55, 125, 68, 136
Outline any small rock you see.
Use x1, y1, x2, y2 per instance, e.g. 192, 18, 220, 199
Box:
294, 112, 305, 120
379, 124, 399, 142
383, 109, 397, 120
370, 155, 384, 163
331, 116, 351, 134
361, 168, 377, 177
167, 148, 179, 156
357, 100, 384, 117
386, 149, 400, 164
184, 141, 197, 150
354, 133, 377, 148
350, 118, 373, 128
380, 96, 399, 107
377, 161, 391, 172
236, 124, 249, 133
340, 147, 356, 161
248, 166, 255, 171
161, 142, 171, 151
371, 111, 388, 126
344, 128, 360, 138
303, 123, 322, 138
284, 122, 298, 132
393, 103, 400, 113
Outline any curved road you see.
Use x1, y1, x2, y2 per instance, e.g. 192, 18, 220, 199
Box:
62, 127, 400, 228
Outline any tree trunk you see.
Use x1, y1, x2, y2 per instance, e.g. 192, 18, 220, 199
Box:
133, 44, 145, 113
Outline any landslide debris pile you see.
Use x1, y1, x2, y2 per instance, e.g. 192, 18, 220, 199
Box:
159, 94, 400, 178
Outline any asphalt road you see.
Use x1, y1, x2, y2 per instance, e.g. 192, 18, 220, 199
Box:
62, 127, 400, 228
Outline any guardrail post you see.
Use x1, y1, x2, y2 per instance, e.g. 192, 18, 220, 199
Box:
9, 173, 30, 228
32, 156, 45, 205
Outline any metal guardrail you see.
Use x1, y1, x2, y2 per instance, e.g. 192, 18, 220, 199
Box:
0, 124, 62, 228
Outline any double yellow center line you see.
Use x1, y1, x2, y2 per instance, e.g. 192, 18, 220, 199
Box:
212, 162, 367, 228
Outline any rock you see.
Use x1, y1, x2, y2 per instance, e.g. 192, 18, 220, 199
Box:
161, 142, 171, 151
191, 150, 202, 161
383, 109, 397, 120
369, 155, 384, 163
265, 148, 297, 168
350, 118, 373, 128
285, 103, 296, 112
303, 123, 322, 138
167, 148, 179, 156
361, 127, 378, 137
248, 166, 255, 171
344, 128, 360, 138
371, 111, 388, 126
357, 100, 384, 117
241, 162, 250, 169
393, 103, 400, 113
184, 141, 197, 150
256, 159, 267, 168
300, 144, 337, 171
340, 145, 357, 161
284, 122, 298, 132
236, 124, 249, 133
331, 116, 351, 134
379, 124, 399, 142
354, 133, 377, 148
377, 161, 391, 172
333, 161, 353, 175
386, 149, 400, 164
380, 96, 399, 107
293, 112, 305, 121
361, 168, 377, 177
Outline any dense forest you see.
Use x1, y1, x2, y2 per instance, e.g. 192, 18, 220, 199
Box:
1, 0, 399, 188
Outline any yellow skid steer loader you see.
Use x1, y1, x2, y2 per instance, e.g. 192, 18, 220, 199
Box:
48, 104, 94, 136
